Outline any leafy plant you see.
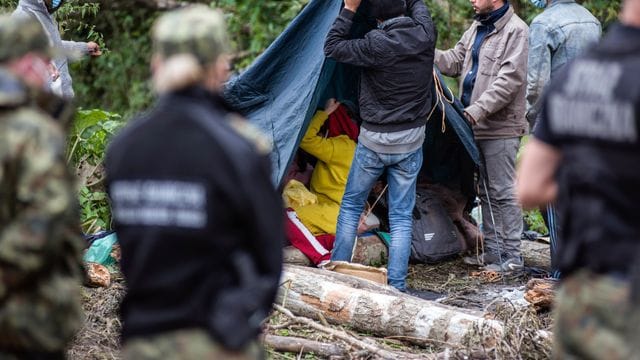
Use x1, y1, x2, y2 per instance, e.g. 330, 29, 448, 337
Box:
67, 109, 124, 233
68, 109, 122, 165
78, 185, 111, 234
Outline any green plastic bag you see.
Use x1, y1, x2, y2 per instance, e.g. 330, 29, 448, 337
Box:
83, 233, 118, 265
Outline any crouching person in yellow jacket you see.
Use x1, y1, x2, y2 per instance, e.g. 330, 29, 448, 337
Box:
296, 98, 358, 234
284, 98, 360, 265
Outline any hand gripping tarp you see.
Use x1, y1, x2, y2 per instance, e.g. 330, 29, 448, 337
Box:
224, 0, 479, 196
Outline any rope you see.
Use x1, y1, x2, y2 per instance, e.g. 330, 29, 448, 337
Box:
350, 184, 389, 262
426, 69, 455, 133
363, 184, 389, 221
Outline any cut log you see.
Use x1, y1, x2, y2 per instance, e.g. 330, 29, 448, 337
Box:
524, 278, 556, 312
263, 334, 345, 358
277, 265, 505, 347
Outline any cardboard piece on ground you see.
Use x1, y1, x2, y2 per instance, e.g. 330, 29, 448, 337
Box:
324, 260, 387, 285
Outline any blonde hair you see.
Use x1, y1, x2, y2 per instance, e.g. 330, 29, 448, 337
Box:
152, 54, 204, 93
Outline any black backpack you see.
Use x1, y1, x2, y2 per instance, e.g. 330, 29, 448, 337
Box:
410, 188, 464, 263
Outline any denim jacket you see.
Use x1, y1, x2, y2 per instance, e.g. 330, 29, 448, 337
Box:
526, 0, 601, 125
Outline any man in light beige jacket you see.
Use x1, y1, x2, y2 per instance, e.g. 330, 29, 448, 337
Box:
436, 0, 528, 272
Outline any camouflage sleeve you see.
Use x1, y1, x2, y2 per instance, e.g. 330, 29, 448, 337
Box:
0, 111, 78, 300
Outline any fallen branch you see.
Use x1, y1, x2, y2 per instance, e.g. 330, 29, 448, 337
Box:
263, 334, 345, 358
274, 304, 429, 360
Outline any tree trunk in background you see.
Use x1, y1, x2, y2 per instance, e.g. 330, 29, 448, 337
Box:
277, 265, 505, 347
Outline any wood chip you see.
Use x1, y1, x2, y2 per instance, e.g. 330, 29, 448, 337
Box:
524, 278, 556, 312
470, 270, 502, 283
86, 262, 111, 288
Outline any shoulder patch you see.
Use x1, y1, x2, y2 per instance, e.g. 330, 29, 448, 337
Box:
226, 114, 273, 155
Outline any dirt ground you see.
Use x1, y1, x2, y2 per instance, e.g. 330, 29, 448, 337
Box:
67, 239, 554, 359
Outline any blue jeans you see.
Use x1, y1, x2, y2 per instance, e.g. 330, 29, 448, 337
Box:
331, 143, 422, 291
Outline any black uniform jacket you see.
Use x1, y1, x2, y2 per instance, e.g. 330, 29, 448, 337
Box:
106, 87, 284, 342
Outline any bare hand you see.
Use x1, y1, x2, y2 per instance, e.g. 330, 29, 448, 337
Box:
324, 98, 340, 115
48, 61, 60, 81
344, 0, 362, 12
464, 111, 477, 126
87, 41, 102, 57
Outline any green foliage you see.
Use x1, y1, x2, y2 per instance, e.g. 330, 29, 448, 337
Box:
68, 109, 123, 164
524, 209, 548, 235
78, 185, 111, 233
68, 1, 309, 116
56, 1, 104, 46
0, 0, 17, 12
215, 0, 310, 68
579, 0, 622, 27
67, 109, 125, 233
425, 0, 474, 49
67, 5, 157, 118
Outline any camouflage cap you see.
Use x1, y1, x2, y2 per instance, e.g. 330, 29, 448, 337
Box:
0, 15, 54, 62
152, 5, 230, 65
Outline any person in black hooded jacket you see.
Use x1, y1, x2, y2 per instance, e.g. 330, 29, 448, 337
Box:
324, 0, 437, 293
518, 0, 640, 357
105, 6, 283, 359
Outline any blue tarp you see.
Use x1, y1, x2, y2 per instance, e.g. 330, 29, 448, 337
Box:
225, 0, 479, 195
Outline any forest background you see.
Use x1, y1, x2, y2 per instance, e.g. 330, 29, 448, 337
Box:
0, 0, 623, 233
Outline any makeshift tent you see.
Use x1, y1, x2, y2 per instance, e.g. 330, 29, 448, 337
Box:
224, 0, 479, 200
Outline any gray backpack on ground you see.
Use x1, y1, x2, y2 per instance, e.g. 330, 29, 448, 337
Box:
410, 188, 464, 263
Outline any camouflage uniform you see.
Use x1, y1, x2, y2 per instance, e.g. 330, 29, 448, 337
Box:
123, 329, 263, 360
0, 16, 84, 357
554, 270, 640, 360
